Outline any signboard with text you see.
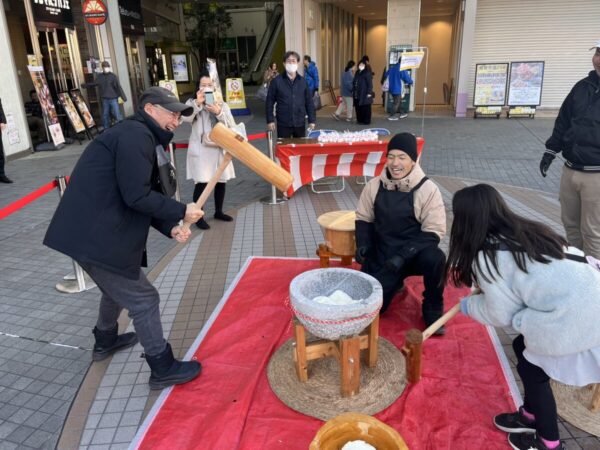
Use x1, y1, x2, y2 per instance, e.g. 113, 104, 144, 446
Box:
82, 0, 108, 25
31, 0, 74, 28
508, 61, 545, 106
118, 0, 144, 35
28, 65, 65, 146
473, 63, 508, 106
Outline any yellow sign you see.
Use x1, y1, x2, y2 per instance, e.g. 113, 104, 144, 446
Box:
399, 51, 425, 70
225, 78, 248, 112
159, 80, 180, 99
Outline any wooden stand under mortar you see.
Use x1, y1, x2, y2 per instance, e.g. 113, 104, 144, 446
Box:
293, 315, 380, 397
317, 211, 356, 268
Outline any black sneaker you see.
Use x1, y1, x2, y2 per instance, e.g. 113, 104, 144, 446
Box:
494, 407, 536, 433
508, 433, 564, 450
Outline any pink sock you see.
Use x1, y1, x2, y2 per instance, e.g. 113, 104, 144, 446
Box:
521, 408, 535, 422
540, 437, 560, 449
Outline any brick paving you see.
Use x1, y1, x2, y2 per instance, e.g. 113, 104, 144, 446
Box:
1, 97, 598, 449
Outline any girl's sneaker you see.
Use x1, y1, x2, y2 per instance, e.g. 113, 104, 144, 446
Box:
508, 433, 564, 450
331, 113, 340, 121
494, 407, 536, 433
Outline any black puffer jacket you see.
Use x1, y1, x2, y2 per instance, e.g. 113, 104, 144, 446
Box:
265, 73, 316, 127
546, 70, 600, 171
43, 109, 186, 279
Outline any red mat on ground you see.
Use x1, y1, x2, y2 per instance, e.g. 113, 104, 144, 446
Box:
134, 258, 516, 449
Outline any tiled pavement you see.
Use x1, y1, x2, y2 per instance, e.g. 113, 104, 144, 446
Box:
1, 98, 598, 449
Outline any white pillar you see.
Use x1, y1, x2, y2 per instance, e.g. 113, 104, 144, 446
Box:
105, 1, 134, 116
0, 1, 32, 155
283, 0, 305, 57
455, 0, 477, 117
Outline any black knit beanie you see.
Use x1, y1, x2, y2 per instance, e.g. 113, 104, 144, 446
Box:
387, 133, 417, 161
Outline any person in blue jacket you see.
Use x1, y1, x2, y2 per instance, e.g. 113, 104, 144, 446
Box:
386, 63, 413, 120
44, 87, 205, 390
266, 51, 316, 138
303, 55, 320, 95
332, 60, 355, 121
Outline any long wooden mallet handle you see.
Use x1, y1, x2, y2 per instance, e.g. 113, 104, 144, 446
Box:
402, 303, 461, 383
181, 153, 233, 231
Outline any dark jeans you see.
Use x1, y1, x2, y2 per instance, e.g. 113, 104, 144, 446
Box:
366, 246, 446, 318
78, 261, 167, 356
277, 125, 306, 138
355, 103, 372, 125
102, 98, 122, 130
513, 335, 559, 440
391, 94, 407, 115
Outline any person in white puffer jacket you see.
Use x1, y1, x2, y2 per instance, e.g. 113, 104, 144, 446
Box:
446, 183, 600, 450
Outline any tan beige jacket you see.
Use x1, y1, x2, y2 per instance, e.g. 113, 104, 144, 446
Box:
355, 164, 446, 240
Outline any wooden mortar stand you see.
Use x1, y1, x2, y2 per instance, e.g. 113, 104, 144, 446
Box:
293, 315, 379, 397
316, 211, 356, 268
401, 303, 461, 383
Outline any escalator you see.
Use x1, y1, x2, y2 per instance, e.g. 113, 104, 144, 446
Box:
242, 4, 284, 84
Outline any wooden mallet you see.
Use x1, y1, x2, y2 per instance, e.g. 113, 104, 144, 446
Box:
181, 123, 293, 230
401, 303, 461, 383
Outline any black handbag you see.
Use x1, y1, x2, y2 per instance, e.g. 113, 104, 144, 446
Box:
155, 144, 177, 198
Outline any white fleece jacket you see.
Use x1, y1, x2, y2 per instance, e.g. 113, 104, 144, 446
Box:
462, 246, 600, 357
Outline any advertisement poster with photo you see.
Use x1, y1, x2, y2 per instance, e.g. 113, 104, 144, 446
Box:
171, 54, 189, 82
70, 90, 96, 128
508, 61, 545, 106
473, 63, 508, 106
58, 93, 86, 134
28, 65, 65, 146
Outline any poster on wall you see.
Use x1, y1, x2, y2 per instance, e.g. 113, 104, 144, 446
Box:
171, 54, 189, 82
28, 65, 65, 146
508, 61, 545, 106
70, 90, 96, 129
5, 113, 20, 145
58, 93, 86, 134
473, 63, 508, 106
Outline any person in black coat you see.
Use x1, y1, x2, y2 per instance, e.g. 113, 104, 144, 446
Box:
353, 58, 374, 125
0, 99, 12, 183
266, 50, 316, 138
44, 87, 205, 390
540, 41, 600, 258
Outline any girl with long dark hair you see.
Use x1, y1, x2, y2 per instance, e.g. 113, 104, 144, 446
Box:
447, 184, 600, 450
332, 60, 355, 121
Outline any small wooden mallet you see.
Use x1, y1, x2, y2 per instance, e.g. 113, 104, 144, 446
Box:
181, 123, 293, 231
401, 303, 461, 383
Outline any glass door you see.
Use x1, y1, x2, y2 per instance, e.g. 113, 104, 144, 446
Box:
125, 36, 145, 109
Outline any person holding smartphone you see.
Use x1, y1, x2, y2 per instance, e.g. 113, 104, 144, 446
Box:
183, 71, 237, 229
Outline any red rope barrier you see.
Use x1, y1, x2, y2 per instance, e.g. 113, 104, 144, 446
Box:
0, 179, 59, 220
172, 132, 267, 151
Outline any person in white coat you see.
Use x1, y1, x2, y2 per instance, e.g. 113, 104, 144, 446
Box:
183, 72, 236, 229
446, 183, 600, 450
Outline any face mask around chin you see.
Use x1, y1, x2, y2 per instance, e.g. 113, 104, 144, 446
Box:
358, 65, 365, 71
103, 68, 111, 73
285, 64, 298, 74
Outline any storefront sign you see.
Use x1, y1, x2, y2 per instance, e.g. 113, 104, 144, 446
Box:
58, 93, 86, 133
508, 61, 545, 106
158, 80, 180, 99
171, 54, 189, 83
82, 0, 108, 25
473, 63, 508, 106
28, 65, 65, 146
31, 0, 74, 28
118, 0, 144, 35
399, 51, 425, 70
70, 90, 96, 129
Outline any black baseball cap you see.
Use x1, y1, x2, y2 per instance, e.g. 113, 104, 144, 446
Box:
139, 87, 193, 117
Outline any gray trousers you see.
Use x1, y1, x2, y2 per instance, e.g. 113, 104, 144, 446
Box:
391, 93, 406, 115
559, 166, 600, 259
79, 262, 167, 356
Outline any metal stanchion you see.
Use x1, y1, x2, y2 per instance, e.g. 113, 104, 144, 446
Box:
261, 130, 286, 205
54, 175, 96, 294
170, 143, 181, 203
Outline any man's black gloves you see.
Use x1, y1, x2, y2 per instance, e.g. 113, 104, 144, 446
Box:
539, 152, 556, 177
385, 254, 406, 274
355, 246, 369, 264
